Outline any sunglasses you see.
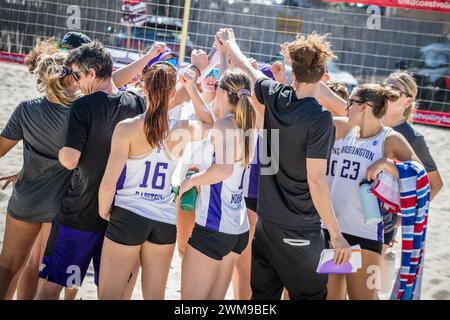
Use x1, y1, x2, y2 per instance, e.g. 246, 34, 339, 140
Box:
206, 68, 220, 79
388, 85, 412, 98
347, 98, 374, 109
71, 70, 81, 82
165, 57, 178, 69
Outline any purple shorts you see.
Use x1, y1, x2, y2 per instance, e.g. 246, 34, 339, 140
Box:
39, 221, 105, 288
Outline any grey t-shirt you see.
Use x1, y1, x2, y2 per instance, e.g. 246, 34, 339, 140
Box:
1, 97, 71, 222
393, 122, 437, 172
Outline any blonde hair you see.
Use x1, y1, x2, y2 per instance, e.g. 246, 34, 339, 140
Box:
34, 53, 79, 107
219, 69, 256, 165
24, 38, 59, 73
384, 70, 418, 121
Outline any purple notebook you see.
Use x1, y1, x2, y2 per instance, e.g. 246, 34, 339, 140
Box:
316, 246, 362, 274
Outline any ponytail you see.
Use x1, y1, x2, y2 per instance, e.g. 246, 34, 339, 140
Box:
219, 69, 256, 165
142, 62, 177, 148
34, 53, 78, 106
235, 92, 256, 165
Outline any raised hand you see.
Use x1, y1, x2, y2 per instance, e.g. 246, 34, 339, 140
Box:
280, 42, 292, 67
270, 61, 288, 84
191, 49, 209, 72
147, 42, 166, 60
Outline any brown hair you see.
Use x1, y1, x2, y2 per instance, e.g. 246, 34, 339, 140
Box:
34, 53, 79, 106
353, 83, 400, 118
142, 62, 177, 148
24, 38, 59, 73
325, 81, 349, 101
384, 70, 418, 121
219, 69, 256, 165
288, 33, 336, 83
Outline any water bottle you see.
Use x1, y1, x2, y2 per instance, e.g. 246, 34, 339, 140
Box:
180, 168, 199, 212
359, 179, 382, 225
381, 251, 397, 295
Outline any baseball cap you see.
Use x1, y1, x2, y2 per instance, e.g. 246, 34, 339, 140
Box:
60, 32, 92, 49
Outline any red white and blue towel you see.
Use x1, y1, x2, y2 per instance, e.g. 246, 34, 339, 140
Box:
373, 161, 430, 300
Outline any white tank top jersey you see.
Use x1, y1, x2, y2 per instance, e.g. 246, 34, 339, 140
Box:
195, 134, 250, 235
326, 126, 392, 241
114, 124, 179, 225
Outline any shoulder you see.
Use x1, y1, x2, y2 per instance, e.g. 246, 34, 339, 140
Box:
121, 90, 146, 109
19, 96, 46, 111
393, 122, 420, 143
384, 129, 414, 157
115, 116, 143, 138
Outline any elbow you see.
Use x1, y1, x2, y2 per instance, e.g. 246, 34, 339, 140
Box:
59, 150, 79, 170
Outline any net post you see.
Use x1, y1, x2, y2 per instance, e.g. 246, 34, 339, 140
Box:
179, 0, 192, 64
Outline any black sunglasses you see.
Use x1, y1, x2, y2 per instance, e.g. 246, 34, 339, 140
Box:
71, 70, 81, 82
388, 85, 412, 98
347, 98, 374, 109
214, 82, 233, 95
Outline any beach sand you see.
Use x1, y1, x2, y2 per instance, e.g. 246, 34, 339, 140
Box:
0, 62, 448, 300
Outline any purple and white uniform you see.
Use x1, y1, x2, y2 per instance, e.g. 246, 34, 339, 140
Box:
195, 134, 249, 235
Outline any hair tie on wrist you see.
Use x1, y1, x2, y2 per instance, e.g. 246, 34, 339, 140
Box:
237, 89, 251, 98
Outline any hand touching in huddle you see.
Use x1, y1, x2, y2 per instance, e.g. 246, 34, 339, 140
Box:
280, 42, 292, 67
270, 61, 288, 84
179, 68, 198, 89
146, 42, 166, 60
191, 49, 209, 73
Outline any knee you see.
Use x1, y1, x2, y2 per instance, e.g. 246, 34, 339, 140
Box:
0, 252, 28, 276
35, 281, 63, 300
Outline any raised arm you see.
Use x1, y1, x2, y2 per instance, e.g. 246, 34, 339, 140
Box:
216, 28, 265, 87
98, 121, 131, 220
113, 42, 166, 88
317, 81, 347, 116
180, 69, 214, 124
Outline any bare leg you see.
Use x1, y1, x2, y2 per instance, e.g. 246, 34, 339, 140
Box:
122, 258, 140, 300
140, 241, 175, 300
4, 262, 23, 299
16, 223, 51, 300
181, 244, 221, 300
346, 250, 381, 300
34, 279, 63, 300
208, 252, 239, 300
326, 274, 347, 300
232, 209, 257, 300
0, 214, 41, 299
98, 238, 140, 300
176, 198, 195, 258
63, 288, 78, 300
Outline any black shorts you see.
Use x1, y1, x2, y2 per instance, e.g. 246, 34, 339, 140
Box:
323, 229, 383, 255
106, 206, 176, 246
251, 218, 328, 300
383, 212, 398, 245
188, 223, 249, 261
244, 197, 257, 212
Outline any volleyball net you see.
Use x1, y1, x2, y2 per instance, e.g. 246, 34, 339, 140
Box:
0, 0, 449, 124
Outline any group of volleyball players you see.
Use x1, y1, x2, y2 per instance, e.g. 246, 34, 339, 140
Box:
0, 27, 442, 300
